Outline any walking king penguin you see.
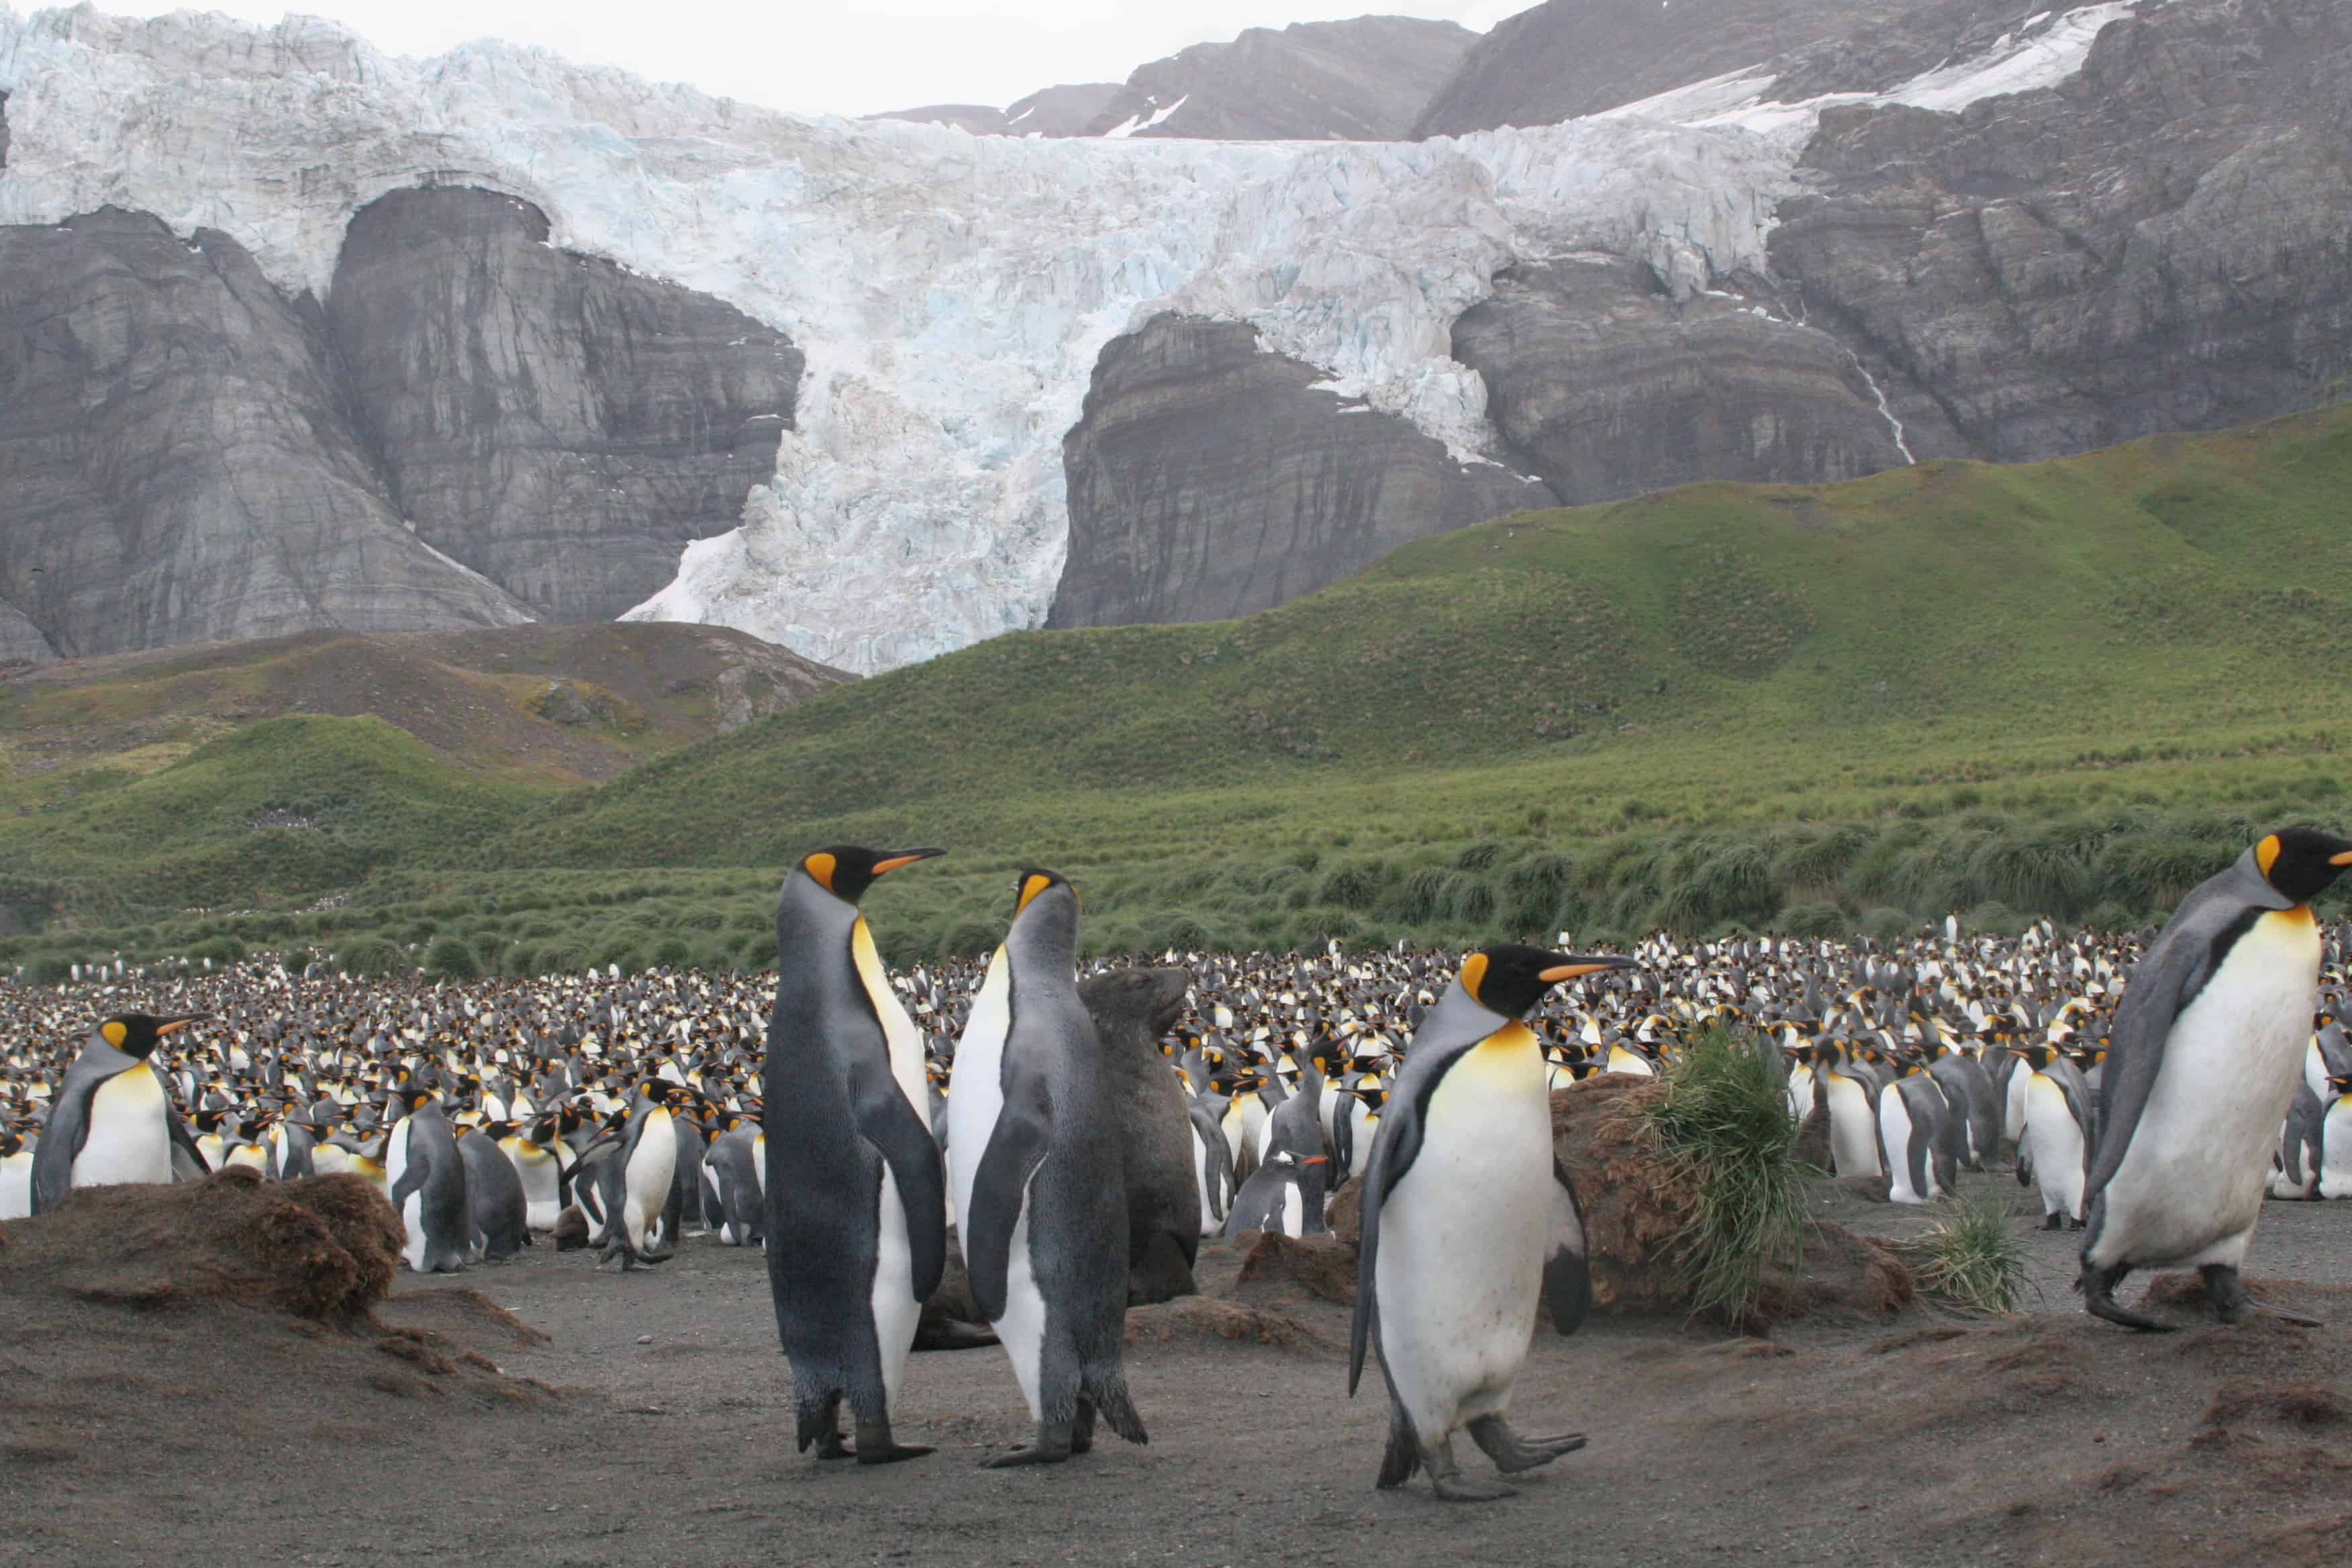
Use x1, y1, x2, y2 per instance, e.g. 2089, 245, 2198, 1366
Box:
30, 1014, 205, 1214
948, 871, 1150, 1467
2080, 828, 2352, 1329
1351, 945, 1636, 1502
765, 847, 950, 1464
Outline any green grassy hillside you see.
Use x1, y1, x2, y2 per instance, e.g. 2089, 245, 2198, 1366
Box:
8, 405, 2352, 967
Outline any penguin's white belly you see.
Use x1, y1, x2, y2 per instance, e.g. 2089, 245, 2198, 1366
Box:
72, 1067, 173, 1189
401, 1191, 428, 1271
1786, 1065, 1815, 1125
870, 1163, 918, 1407
2320, 1100, 2352, 1199
1823, 1075, 1881, 1179
2024, 1077, 2086, 1218
1277, 1179, 1304, 1239
2002, 1061, 2030, 1142
1375, 1040, 1550, 1441
946, 950, 1012, 1234
507, 1142, 562, 1230
855, 918, 932, 1132
994, 1169, 1051, 1423
1881, 1090, 1926, 1205
624, 1112, 677, 1252
1253, 1111, 1275, 1166
1191, 1128, 1222, 1233
0, 1149, 34, 1219
311, 1143, 352, 1175
2097, 912, 2318, 1267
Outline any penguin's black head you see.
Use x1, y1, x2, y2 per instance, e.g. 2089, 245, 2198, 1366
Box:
1459, 945, 1638, 1021
2254, 828, 2352, 903
97, 1014, 199, 1060
1010, 869, 1075, 918
798, 846, 946, 903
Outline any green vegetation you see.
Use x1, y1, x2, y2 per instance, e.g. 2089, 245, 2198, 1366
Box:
1643, 1027, 1810, 1328
1908, 1189, 2030, 1316
6, 405, 2352, 969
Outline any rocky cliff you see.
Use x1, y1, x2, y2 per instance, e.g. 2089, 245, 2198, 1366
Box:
1085, 16, 1479, 141
328, 187, 802, 623
1047, 315, 1548, 628
1767, 0, 2352, 463
0, 177, 801, 658
0, 208, 533, 660
1452, 257, 1911, 504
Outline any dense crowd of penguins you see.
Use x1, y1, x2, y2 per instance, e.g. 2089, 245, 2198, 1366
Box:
9, 915, 2352, 1244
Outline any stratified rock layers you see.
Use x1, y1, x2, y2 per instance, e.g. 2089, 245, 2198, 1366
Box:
1048, 314, 1548, 629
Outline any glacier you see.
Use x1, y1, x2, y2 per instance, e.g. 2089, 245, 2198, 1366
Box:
0, 2, 2141, 672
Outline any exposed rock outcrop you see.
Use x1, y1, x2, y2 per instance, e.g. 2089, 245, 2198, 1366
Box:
327, 187, 803, 623
0, 209, 533, 659
1453, 256, 1912, 503
1769, 0, 2352, 464
873, 83, 1122, 138
1089, 16, 1478, 141
1047, 315, 1549, 630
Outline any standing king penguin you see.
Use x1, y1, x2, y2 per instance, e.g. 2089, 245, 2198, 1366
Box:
765, 846, 950, 1464
2080, 828, 2352, 1329
1351, 946, 1635, 1502
30, 1014, 207, 1214
948, 871, 1149, 1467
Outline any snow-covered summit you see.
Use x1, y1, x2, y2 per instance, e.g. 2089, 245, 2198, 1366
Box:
0, 3, 2138, 671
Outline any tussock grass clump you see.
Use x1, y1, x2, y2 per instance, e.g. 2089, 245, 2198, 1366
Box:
1641, 1026, 1808, 1328
1909, 1189, 2026, 1315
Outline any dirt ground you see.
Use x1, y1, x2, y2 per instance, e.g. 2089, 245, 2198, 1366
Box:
6, 1173, 2352, 1568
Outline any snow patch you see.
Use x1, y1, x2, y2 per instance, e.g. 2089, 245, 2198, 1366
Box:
0, 1, 2135, 671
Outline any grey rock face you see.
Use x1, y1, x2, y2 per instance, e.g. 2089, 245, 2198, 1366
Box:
1047, 314, 1549, 630
1769, 0, 2352, 464
1453, 257, 1910, 504
0, 208, 533, 659
1088, 16, 1479, 140
327, 187, 803, 624
1415, 0, 1871, 136
873, 83, 1122, 138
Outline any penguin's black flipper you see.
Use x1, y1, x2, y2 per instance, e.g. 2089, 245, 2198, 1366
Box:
851, 1059, 949, 1302
964, 1069, 1053, 1322
1544, 1157, 1594, 1336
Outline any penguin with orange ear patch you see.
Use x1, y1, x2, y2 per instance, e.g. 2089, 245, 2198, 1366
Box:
30, 1014, 206, 1213
1349, 945, 1636, 1502
2082, 828, 2352, 1330
765, 846, 950, 1465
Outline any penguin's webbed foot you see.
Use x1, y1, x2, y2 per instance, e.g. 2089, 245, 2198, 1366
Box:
2083, 1262, 2175, 1333
852, 1416, 932, 1465
1466, 1416, 1586, 1475
1428, 1470, 1518, 1503
983, 1422, 1076, 1468
2042, 1212, 2065, 1231
2202, 1264, 2321, 1328
1069, 1398, 1096, 1455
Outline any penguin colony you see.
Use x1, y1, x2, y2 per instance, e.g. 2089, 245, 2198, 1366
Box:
4, 830, 2351, 1496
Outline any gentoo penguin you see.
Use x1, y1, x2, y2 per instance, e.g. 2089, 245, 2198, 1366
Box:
2012, 1045, 2094, 1228
30, 1015, 207, 1213
1077, 966, 1200, 1305
2081, 828, 2352, 1330
456, 1123, 531, 1261
1351, 946, 1635, 1502
765, 847, 949, 1465
385, 1090, 472, 1273
948, 871, 1148, 1467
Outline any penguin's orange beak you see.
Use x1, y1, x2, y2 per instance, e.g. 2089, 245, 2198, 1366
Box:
874, 848, 946, 876
2331, 850, 2352, 867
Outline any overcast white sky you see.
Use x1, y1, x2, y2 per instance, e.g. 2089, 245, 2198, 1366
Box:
97, 1, 1530, 117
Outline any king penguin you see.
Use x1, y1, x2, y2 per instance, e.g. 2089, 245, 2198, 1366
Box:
948, 871, 1149, 1467
2080, 828, 2352, 1329
385, 1088, 472, 1274
765, 846, 950, 1465
1351, 945, 1636, 1502
30, 1014, 207, 1214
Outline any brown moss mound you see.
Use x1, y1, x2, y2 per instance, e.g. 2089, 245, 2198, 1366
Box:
1125, 1295, 1335, 1355
0, 1169, 400, 1322
1553, 1076, 1912, 1326
1233, 1232, 1359, 1306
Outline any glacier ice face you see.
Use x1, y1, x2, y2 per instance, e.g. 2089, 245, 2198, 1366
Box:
0, 2, 2138, 672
